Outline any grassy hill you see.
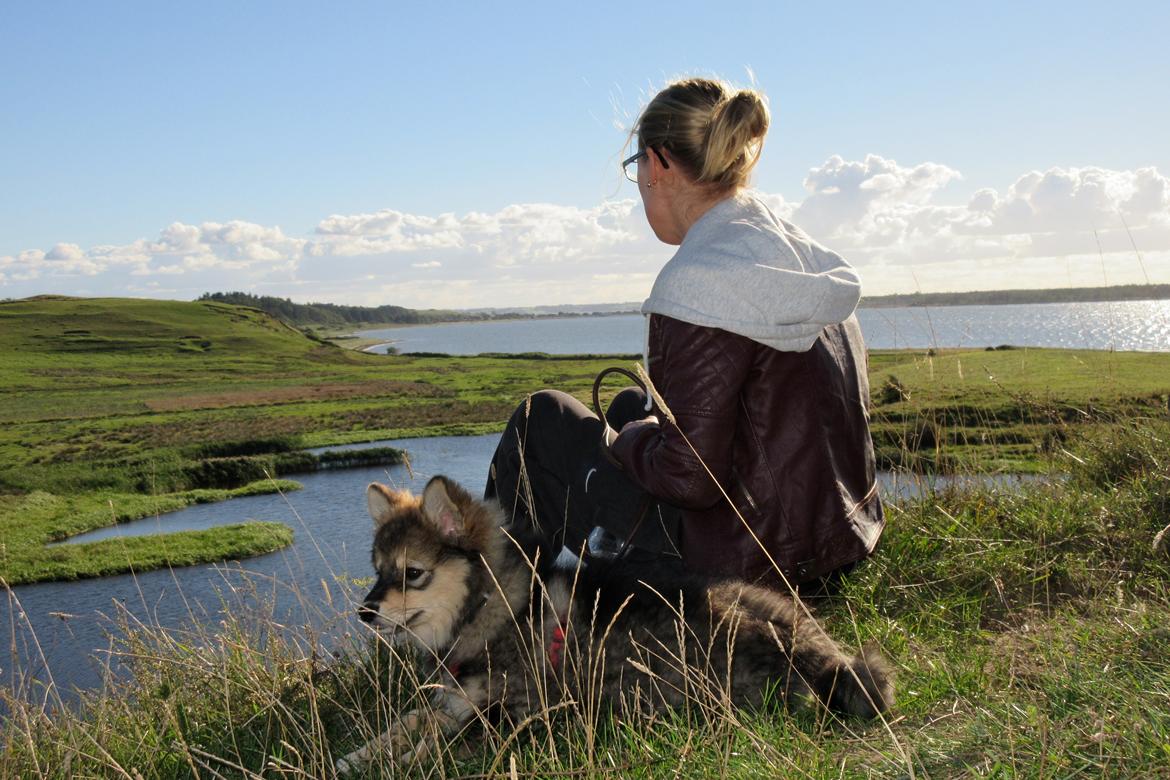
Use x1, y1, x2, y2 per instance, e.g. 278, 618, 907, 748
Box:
2, 296, 343, 419
0, 297, 626, 495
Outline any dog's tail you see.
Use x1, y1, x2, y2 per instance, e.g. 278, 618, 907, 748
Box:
710, 583, 895, 719
815, 642, 894, 719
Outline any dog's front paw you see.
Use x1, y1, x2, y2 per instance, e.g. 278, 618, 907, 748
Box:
335, 719, 420, 775
334, 753, 358, 777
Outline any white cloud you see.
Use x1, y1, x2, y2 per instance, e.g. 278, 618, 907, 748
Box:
2, 157, 1168, 305
45, 242, 85, 262
0, 220, 307, 286
791, 154, 962, 242
309, 201, 642, 268
780, 157, 1170, 294
956, 166, 1170, 238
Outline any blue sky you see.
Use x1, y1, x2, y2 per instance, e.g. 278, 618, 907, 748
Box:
3, 1, 1169, 307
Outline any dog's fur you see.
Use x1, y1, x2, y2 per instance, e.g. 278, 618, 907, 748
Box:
336, 476, 894, 774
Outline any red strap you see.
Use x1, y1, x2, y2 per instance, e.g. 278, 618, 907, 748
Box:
548, 626, 566, 671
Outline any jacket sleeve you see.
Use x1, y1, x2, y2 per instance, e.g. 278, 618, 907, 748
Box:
609, 315, 755, 509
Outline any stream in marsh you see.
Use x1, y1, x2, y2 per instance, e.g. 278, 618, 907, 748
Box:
2, 433, 1040, 703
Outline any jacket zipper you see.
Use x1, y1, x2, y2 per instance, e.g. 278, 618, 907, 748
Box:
732, 467, 759, 513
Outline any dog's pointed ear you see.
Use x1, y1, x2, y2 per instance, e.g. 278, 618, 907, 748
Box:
367, 483, 407, 526
421, 476, 463, 538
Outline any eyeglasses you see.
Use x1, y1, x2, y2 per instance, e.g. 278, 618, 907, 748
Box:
621, 146, 670, 183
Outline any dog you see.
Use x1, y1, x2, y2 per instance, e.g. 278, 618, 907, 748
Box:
336, 476, 893, 774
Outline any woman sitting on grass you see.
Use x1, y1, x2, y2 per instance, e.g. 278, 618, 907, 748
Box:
486, 76, 883, 595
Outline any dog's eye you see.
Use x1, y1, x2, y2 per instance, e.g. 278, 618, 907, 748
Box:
403, 567, 428, 586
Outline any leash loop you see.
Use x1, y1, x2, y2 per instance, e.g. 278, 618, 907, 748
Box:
591, 366, 647, 432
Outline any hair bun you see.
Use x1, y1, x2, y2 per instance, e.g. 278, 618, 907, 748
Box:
727, 90, 768, 137
633, 77, 771, 192
701, 87, 770, 188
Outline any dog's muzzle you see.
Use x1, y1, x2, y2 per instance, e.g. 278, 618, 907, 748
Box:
357, 601, 381, 624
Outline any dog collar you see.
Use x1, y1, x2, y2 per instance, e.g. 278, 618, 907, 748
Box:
441, 593, 489, 681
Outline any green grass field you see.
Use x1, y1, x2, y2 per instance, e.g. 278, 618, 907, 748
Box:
1, 296, 1169, 776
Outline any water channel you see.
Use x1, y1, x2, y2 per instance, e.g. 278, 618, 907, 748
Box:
2, 433, 1040, 701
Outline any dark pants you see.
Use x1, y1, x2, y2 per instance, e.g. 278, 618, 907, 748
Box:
484, 389, 856, 599
484, 388, 681, 572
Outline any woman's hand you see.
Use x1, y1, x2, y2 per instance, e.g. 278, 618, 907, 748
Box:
602, 415, 658, 449
619, 415, 660, 435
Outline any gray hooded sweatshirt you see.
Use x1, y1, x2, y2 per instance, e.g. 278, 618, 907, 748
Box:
642, 191, 861, 351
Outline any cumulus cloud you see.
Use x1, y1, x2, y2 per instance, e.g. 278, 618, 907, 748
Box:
2, 157, 1168, 305
309, 201, 643, 268
795, 157, 1170, 251
783, 156, 1170, 293
291, 199, 662, 307
0, 220, 307, 288
957, 166, 1170, 238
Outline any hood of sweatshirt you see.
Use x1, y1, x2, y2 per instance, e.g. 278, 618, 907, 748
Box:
641, 191, 861, 352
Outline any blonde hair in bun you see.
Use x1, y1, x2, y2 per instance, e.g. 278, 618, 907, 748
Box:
634, 77, 770, 192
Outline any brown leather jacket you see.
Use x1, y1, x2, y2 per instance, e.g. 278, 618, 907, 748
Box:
610, 313, 883, 586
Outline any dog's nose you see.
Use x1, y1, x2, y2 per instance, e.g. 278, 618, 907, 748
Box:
358, 602, 380, 623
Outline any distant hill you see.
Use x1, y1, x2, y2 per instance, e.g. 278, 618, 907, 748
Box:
859, 284, 1170, 308
197, 292, 641, 329
0, 296, 331, 363
197, 291, 487, 328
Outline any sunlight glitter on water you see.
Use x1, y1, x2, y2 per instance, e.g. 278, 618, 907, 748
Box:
357, 300, 1170, 355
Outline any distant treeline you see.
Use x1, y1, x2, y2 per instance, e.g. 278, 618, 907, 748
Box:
198, 292, 490, 328
860, 284, 1170, 308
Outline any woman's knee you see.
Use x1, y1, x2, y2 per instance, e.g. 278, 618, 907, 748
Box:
506, 389, 564, 432
513, 388, 593, 432
527, 389, 576, 416
499, 389, 594, 465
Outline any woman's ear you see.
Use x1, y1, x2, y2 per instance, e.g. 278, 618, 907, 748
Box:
646, 147, 664, 187
646, 146, 674, 187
